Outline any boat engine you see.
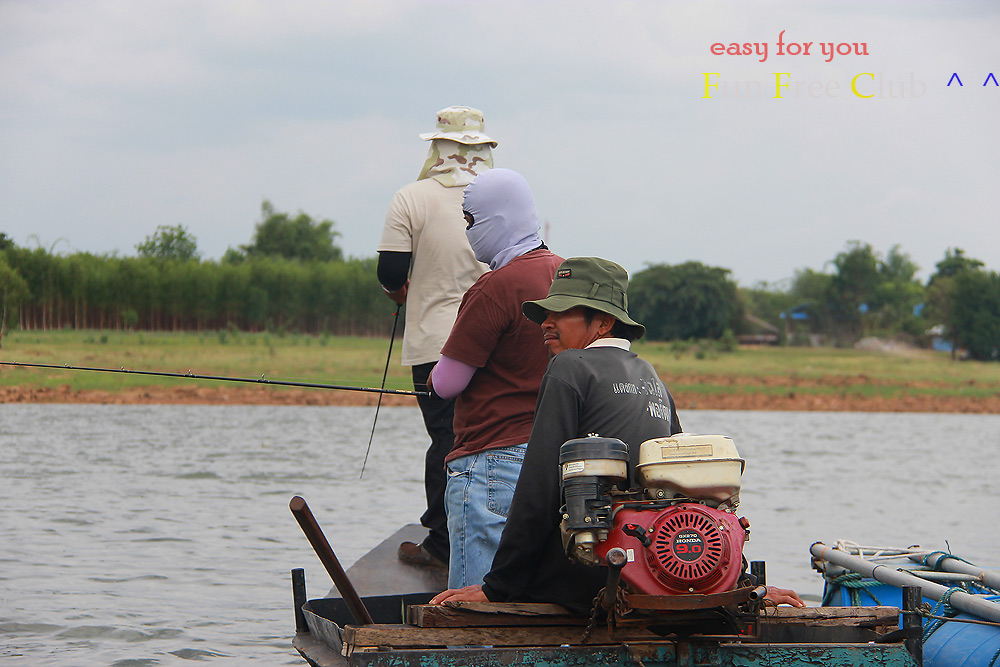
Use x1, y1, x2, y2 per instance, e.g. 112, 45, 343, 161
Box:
560, 434, 749, 599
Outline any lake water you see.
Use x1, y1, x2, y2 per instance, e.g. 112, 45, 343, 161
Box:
2, 404, 998, 666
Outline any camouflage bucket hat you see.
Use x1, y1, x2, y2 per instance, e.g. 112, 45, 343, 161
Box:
522, 257, 645, 338
419, 106, 497, 147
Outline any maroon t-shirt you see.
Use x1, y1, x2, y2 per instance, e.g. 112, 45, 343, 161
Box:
441, 248, 564, 462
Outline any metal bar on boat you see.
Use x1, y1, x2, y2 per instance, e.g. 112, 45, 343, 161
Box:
811, 541, 1000, 623
909, 552, 1000, 591
292, 568, 308, 633
902, 586, 922, 666
602, 548, 627, 610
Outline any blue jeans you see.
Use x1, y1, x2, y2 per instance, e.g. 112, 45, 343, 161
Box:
445, 443, 527, 589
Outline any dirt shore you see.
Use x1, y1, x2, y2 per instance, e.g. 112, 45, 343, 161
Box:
3, 381, 998, 413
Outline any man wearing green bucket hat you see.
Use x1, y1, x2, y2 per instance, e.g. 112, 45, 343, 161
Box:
432, 257, 806, 611
432, 257, 805, 611
521, 256, 647, 353
431, 257, 681, 611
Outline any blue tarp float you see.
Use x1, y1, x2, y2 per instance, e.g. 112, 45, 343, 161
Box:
813, 541, 1000, 667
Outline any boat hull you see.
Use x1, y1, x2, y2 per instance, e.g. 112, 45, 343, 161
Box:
295, 637, 919, 667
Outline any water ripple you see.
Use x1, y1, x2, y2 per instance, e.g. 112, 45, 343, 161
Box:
169, 648, 229, 660
0, 622, 64, 635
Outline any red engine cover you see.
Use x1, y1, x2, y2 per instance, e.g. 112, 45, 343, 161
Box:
595, 504, 747, 596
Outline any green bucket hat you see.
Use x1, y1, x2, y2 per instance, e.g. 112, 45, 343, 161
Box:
522, 257, 645, 338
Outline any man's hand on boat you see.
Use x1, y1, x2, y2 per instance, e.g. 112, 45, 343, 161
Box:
430, 584, 488, 605
765, 586, 806, 607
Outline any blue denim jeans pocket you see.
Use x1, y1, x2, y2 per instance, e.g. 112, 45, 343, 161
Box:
485, 445, 527, 518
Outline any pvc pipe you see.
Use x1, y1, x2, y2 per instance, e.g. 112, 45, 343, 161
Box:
811, 542, 1000, 623
909, 552, 1000, 592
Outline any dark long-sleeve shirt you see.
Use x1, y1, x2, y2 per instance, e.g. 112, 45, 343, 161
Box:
482, 341, 682, 613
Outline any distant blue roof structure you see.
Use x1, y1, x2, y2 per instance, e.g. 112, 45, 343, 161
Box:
780, 303, 810, 321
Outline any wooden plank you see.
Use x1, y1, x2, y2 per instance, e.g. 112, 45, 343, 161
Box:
429, 603, 898, 621
442, 601, 572, 616
753, 606, 898, 644
346, 606, 903, 652
409, 602, 586, 628
342, 623, 659, 650
409, 602, 899, 630
759, 606, 899, 627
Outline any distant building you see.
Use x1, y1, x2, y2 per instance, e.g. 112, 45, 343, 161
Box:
739, 313, 779, 346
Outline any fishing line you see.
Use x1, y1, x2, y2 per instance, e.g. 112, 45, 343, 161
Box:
359, 306, 401, 479
0, 360, 428, 397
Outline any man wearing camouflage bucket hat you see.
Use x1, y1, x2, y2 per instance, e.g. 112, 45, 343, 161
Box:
431, 257, 683, 610
377, 106, 497, 569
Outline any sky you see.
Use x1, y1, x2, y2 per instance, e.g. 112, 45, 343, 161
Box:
1, 0, 997, 288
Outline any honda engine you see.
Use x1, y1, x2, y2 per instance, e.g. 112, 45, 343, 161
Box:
560, 434, 750, 599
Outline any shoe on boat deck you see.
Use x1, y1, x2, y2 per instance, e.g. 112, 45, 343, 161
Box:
397, 541, 447, 569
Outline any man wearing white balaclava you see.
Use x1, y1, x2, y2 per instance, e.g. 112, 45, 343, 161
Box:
463, 170, 545, 270
377, 107, 495, 570
427, 168, 563, 589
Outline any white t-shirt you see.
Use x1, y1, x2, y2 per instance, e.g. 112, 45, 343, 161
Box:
378, 178, 487, 366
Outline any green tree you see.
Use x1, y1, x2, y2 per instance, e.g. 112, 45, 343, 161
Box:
929, 247, 983, 284
239, 200, 343, 262
826, 241, 880, 343
0, 258, 29, 345
136, 225, 200, 261
0, 232, 15, 252
785, 268, 834, 338
791, 268, 832, 304
925, 248, 986, 357
629, 261, 744, 341
872, 245, 924, 334
221, 247, 246, 265
951, 269, 1000, 361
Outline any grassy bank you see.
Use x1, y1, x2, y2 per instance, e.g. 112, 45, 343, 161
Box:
2, 330, 999, 412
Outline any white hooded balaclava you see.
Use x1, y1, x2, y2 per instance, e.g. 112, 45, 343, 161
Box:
417, 139, 494, 187
463, 168, 544, 270
416, 106, 496, 187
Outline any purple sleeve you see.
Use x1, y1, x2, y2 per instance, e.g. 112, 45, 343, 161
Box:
431, 355, 478, 399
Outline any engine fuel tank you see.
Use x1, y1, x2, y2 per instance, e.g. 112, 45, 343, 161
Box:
636, 434, 745, 506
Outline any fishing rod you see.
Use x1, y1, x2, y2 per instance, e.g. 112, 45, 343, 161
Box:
359, 306, 401, 479
0, 360, 429, 397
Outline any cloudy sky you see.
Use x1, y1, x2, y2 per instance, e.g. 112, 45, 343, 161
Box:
1, 0, 997, 287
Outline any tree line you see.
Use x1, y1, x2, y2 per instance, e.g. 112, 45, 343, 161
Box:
1, 249, 383, 335
2, 203, 999, 360
0, 202, 382, 343
643, 242, 999, 361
